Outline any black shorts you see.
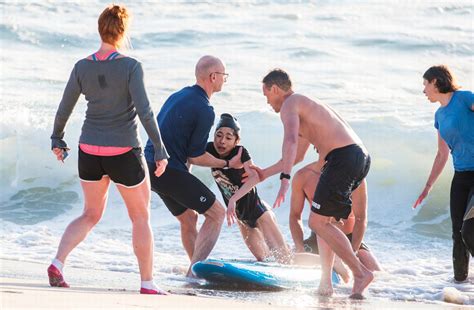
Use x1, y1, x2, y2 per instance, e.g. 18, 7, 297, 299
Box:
311, 144, 371, 220
147, 162, 216, 216
236, 197, 270, 228
345, 233, 370, 252
303, 232, 370, 253
78, 147, 146, 187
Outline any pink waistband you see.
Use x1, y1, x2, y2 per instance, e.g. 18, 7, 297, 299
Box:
79, 144, 133, 156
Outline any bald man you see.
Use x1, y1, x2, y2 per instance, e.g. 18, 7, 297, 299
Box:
145, 56, 240, 277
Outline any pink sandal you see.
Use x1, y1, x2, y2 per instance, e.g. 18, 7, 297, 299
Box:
140, 287, 170, 295
47, 264, 69, 288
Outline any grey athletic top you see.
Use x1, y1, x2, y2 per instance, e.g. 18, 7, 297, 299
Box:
51, 57, 168, 161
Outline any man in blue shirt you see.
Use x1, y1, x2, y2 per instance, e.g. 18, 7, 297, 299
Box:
145, 55, 241, 277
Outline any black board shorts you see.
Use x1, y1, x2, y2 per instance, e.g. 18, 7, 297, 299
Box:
311, 144, 371, 220
78, 147, 146, 187
303, 232, 370, 254
345, 233, 370, 252
236, 198, 270, 228
147, 162, 216, 216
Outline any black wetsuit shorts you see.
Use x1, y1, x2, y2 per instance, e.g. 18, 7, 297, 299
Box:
303, 232, 369, 254
78, 147, 146, 187
147, 162, 216, 216
236, 198, 270, 228
311, 144, 371, 220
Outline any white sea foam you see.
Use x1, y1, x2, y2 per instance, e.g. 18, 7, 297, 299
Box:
441, 287, 469, 305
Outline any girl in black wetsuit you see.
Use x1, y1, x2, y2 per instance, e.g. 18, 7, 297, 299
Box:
206, 114, 291, 262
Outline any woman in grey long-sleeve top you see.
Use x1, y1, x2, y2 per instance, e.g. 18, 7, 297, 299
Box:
48, 4, 169, 295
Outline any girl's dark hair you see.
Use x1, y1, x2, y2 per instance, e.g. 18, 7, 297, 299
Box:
216, 113, 240, 139
423, 65, 460, 93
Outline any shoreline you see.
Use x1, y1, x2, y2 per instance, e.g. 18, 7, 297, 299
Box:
0, 258, 465, 309
1, 277, 286, 310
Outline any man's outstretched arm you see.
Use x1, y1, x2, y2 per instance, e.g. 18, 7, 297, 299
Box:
188, 152, 227, 168
273, 100, 310, 208
188, 147, 243, 169
254, 137, 310, 181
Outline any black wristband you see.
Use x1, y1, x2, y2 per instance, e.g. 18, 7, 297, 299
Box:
280, 173, 291, 180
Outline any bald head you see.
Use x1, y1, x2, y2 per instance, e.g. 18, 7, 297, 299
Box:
195, 55, 224, 81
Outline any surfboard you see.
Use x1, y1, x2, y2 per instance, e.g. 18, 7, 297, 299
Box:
192, 258, 340, 289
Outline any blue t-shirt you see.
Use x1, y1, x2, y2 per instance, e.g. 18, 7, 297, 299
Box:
145, 85, 215, 171
434, 90, 474, 171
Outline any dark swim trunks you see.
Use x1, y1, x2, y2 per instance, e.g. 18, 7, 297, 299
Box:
303, 232, 370, 254
147, 162, 216, 216
236, 197, 270, 228
78, 147, 146, 187
345, 233, 370, 252
311, 144, 371, 220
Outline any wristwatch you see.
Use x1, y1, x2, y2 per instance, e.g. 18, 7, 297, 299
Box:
223, 159, 230, 170
279, 173, 291, 180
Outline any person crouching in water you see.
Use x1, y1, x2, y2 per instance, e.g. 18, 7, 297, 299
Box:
205, 113, 292, 262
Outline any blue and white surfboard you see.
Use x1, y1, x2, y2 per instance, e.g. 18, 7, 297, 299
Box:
192, 258, 340, 289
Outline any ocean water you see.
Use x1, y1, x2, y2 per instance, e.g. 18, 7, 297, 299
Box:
1, 0, 473, 307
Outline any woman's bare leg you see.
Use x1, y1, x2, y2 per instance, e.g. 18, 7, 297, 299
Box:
55, 177, 110, 263
116, 176, 154, 281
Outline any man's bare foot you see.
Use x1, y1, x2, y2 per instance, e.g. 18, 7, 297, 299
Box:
317, 283, 334, 297
352, 268, 374, 296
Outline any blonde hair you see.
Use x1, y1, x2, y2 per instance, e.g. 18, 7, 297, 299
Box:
98, 4, 130, 48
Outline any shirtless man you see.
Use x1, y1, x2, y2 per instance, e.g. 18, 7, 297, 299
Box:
255, 69, 374, 298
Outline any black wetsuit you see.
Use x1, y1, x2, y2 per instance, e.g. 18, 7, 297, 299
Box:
303, 231, 369, 254
206, 143, 269, 228
451, 171, 474, 281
